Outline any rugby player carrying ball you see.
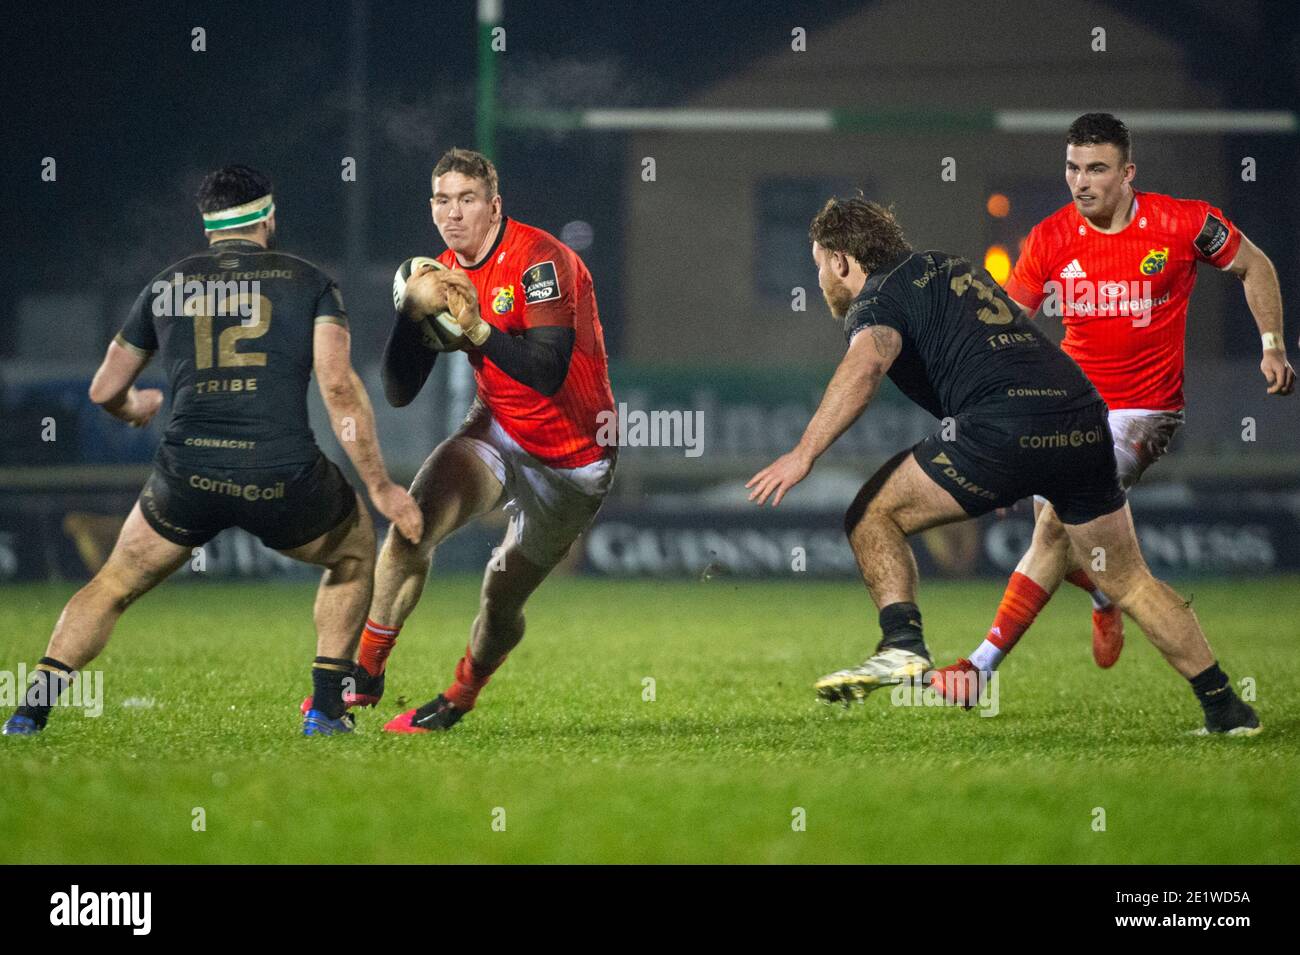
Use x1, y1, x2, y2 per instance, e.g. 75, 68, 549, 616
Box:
354, 148, 616, 733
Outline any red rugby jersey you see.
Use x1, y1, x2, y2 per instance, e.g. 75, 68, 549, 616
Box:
438, 217, 615, 468
1003, 190, 1241, 411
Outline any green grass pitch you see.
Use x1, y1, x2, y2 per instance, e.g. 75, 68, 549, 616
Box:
2, 575, 1297, 864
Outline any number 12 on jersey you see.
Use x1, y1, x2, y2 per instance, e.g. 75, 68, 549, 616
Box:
189, 293, 273, 369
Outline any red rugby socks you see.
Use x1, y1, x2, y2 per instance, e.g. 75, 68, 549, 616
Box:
969, 572, 1053, 671
444, 645, 507, 711
987, 572, 1052, 653
1065, 569, 1113, 610
358, 619, 400, 676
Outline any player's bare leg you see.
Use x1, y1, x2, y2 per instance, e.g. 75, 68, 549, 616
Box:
353, 438, 504, 701
931, 501, 1069, 706
392, 521, 555, 732
280, 494, 378, 732
1017, 499, 1072, 587
371, 440, 504, 625
955, 501, 1123, 690
469, 524, 550, 667
958, 414, 1189, 681
280, 494, 376, 658
1063, 504, 1259, 735
1055, 506, 1125, 667
1064, 504, 1211, 674
4, 503, 189, 735
844, 451, 970, 605
816, 451, 969, 703
966, 413, 1184, 677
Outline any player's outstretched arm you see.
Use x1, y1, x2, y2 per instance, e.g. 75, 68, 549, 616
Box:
747, 325, 902, 506
314, 323, 424, 544
1225, 233, 1294, 396
89, 340, 163, 428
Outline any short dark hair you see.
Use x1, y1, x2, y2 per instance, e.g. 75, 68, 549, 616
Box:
195, 164, 272, 214
809, 195, 912, 273
1067, 112, 1132, 165
432, 147, 498, 197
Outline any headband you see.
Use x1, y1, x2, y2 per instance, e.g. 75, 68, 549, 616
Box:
202, 193, 274, 232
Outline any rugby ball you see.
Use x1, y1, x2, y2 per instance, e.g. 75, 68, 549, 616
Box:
392, 256, 466, 352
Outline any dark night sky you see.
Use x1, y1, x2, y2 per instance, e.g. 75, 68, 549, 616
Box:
3, 1, 1296, 359
3, 2, 864, 270
2, 0, 869, 357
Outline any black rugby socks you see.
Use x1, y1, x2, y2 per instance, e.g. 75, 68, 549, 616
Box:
15, 657, 76, 728
877, 602, 929, 659
311, 656, 353, 719
1189, 662, 1237, 715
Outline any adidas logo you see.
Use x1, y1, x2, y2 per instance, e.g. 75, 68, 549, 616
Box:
931, 452, 952, 466
1060, 259, 1087, 279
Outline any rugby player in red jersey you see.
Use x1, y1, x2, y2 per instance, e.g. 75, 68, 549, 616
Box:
749, 196, 1261, 735
930, 113, 1292, 701
353, 148, 616, 732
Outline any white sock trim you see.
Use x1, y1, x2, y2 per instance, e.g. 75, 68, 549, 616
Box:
969, 639, 1005, 672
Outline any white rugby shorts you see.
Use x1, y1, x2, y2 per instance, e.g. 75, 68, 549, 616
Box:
451, 404, 614, 568
1105, 408, 1185, 488
1034, 407, 1183, 510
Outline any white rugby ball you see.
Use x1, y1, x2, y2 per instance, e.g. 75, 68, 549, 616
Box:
392, 256, 466, 352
